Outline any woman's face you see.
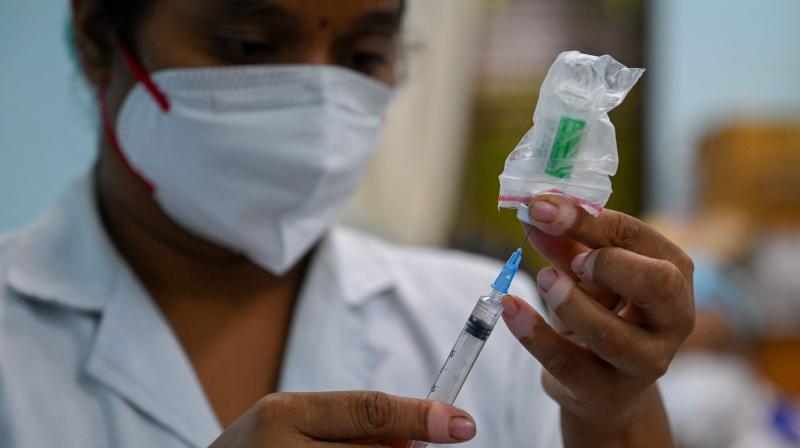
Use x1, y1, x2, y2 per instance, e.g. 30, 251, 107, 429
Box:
136, 0, 402, 83
72, 0, 405, 262
76, 0, 404, 89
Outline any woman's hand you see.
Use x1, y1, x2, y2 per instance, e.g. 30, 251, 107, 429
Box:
208, 391, 476, 448
501, 195, 695, 447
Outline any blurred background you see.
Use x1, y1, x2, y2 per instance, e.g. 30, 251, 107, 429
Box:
2, 0, 800, 446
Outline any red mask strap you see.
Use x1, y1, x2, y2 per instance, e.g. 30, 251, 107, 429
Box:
114, 29, 170, 112
98, 88, 156, 192
95, 29, 167, 193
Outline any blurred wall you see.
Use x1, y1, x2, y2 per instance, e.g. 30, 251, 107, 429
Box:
0, 0, 96, 231
342, 0, 483, 246
648, 0, 800, 214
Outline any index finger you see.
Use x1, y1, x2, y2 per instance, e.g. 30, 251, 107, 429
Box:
527, 195, 694, 278
274, 391, 475, 444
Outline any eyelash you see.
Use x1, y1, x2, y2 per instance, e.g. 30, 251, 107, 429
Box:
348, 51, 389, 75
212, 35, 392, 75
220, 38, 279, 60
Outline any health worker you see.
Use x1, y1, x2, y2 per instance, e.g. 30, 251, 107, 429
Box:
0, 1, 695, 447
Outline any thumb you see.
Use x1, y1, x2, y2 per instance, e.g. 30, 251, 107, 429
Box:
288, 391, 477, 443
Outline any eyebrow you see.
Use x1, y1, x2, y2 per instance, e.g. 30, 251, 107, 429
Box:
211, 0, 401, 32
213, 0, 300, 25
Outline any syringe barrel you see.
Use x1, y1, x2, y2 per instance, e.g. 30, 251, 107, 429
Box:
409, 290, 505, 448
425, 328, 485, 404
425, 290, 505, 404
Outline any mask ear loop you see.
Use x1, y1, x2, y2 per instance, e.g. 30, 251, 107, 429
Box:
98, 88, 156, 192
97, 29, 171, 193
115, 29, 170, 112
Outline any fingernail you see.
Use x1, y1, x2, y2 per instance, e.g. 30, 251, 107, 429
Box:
529, 198, 577, 235
449, 416, 476, 441
557, 201, 578, 231
571, 252, 589, 276
537, 268, 558, 292
503, 302, 538, 341
529, 200, 558, 223
539, 269, 571, 310
584, 251, 597, 281
501, 296, 519, 318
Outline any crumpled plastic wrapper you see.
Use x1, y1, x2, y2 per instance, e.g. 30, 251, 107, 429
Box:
498, 51, 644, 219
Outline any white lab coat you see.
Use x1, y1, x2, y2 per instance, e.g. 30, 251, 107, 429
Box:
0, 174, 561, 447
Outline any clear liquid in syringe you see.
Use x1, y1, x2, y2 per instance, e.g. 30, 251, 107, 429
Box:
426, 290, 504, 404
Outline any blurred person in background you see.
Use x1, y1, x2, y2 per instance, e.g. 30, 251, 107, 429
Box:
652, 121, 800, 448
0, 0, 695, 447
652, 210, 800, 448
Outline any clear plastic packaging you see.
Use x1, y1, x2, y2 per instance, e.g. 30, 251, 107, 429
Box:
498, 51, 644, 217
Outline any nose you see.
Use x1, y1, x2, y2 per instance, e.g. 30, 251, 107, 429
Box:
294, 38, 336, 65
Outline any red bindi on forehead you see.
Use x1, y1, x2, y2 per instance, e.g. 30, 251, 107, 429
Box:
318, 18, 329, 29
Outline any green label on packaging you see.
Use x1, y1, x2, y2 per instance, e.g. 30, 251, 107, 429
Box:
546, 116, 587, 179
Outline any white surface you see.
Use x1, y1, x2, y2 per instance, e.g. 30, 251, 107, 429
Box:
661, 353, 797, 448
343, 0, 483, 245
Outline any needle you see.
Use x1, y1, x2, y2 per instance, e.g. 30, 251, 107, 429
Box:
517, 225, 534, 251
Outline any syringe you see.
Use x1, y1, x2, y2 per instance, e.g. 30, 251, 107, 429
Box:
409, 228, 531, 448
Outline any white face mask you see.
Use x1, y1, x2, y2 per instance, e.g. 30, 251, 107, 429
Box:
111, 64, 393, 274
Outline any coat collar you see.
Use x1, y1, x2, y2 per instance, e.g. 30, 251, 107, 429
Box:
3, 173, 397, 446
5, 175, 221, 446
83, 258, 223, 447
5, 175, 118, 312
321, 226, 396, 308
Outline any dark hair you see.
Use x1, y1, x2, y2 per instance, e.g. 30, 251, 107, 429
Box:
98, 0, 156, 41
65, 1, 153, 68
